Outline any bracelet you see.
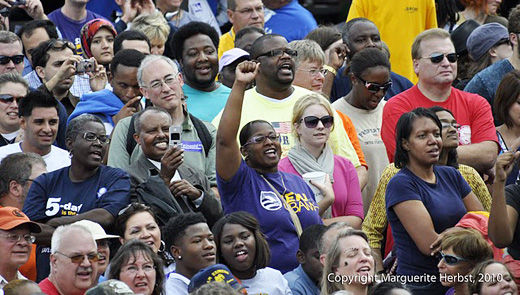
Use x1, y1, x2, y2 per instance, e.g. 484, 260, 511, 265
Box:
323, 65, 337, 76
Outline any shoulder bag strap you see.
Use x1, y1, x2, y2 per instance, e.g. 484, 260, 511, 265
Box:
260, 174, 303, 237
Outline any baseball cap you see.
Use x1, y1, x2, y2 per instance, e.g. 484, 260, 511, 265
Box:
86, 280, 135, 295
188, 264, 246, 293
467, 22, 509, 60
219, 48, 250, 72
74, 220, 119, 241
0, 207, 41, 233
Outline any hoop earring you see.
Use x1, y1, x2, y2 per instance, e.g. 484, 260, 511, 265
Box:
159, 240, 166, 252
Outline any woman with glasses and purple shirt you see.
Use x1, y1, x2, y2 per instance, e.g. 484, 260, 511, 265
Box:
437, 228, 493, 295
386, 108, 484, 294
216, 60, 324, 274
278, 93, 363, 228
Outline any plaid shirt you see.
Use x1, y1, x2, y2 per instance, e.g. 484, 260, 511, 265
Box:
24, 70, 92, 97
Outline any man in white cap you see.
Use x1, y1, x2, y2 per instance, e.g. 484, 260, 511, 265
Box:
0, 206, 41, 288
74, 220, 119, 281
218, 48, 250, 88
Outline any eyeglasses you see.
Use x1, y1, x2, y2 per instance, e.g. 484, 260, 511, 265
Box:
234, 5, 264, 16
83, 132, 110, 144
421, 53, 458, 64
256, 48, 297, 59
356, 76, 392, 93
298, 68, 327, 77
439, 251, 466, 265
301, 115, 334, 128
0, 94, 23, 104
121, 264, 156, 275
243, 133, 280, 146
441, 122, 461, 130
55, 251, 100, 264
145, 75, 178, 90
0, 233, 35, 243
0, 55, 24, 65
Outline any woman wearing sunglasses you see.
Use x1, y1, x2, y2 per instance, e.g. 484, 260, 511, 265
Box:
386, 108, 483, 294
333, 47, 391, 214
216, 60, 323, 274
278, 93, 363, 228
437, 228, 493, 295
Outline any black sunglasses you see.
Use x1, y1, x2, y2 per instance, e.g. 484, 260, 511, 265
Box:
439, 251, 466, 265
0, 94, 22, 104
256, 48, 297, 58
422, 53, 458, 64
0, 55, 24, 65
301, 115, 334, 128
356, 76, 392, 93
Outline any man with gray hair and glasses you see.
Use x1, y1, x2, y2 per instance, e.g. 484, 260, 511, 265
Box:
39, 224, 99, 295
0, 206, 41, 289
108, 55, 217, 195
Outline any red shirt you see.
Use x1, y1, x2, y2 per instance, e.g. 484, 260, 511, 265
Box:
381, 85, 498, 162
39, 278, 61, 295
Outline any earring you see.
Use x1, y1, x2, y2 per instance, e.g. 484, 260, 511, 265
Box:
68, 151, 73, 159
159, 240, 166, 252
177, 256, 182, 260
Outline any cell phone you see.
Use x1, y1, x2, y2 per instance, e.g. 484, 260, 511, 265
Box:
10, 0, 26, 6
76, 59, 95, 74
169, 126, 181, 147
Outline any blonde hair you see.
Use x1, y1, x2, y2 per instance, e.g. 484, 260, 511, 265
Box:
411, 28, 451, 60
132, 11, 171, 44
291, 93, 334, 141
288, 39, 326, 67
320, 228, 371, 295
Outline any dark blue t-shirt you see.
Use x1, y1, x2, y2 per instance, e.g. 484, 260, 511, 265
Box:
23, 165, 130, 281
217, 160, 322, 273
330, 66, 413, 103
48, 8, 108, 55
385, 166, 470, 276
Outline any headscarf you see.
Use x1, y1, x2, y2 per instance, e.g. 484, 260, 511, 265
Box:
80, 18, 117, 58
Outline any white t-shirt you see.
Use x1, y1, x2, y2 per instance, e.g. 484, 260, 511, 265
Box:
0, 142, 71, 172
241, 268, 293, 295
332, 98, 389, 214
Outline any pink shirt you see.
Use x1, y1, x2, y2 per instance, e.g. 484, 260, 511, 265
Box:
278, 155, 364, 219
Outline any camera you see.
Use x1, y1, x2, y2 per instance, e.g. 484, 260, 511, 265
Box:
76, 59, 95, 74
169, 126, 181, 147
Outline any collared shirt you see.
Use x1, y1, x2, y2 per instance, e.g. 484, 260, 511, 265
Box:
0, 271, 27, 289
23, 70, 92, 98
164, 272, 190, 295
284, 265, 319, 295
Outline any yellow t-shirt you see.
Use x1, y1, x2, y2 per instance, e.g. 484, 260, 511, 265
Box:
212, 86, 361, 167
347, 0, 437, 84
218, 28, 236, 61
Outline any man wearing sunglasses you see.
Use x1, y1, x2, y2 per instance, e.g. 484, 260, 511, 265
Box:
0, 73, 29, 148
39, 224, 99, 295
0, 31, 24, 76
381, 28, 498, 175
212, 34, 363, 180
0, 207, 41, 289
465, 7, 520, 108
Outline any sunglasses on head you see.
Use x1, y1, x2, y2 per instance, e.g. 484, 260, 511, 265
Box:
0, 94, 22, 104
439, 251, 466, 265
0, 55, 24, 65
301, 115, 334, 128
356, 75, 392, 93
422, 53, 458, 64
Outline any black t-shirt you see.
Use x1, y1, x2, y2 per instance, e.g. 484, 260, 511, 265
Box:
505, 184, 520, 260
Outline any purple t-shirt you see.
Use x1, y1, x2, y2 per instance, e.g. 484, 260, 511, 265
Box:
48, 8, 107, 55
217, 160, 322, 273
386, 166, 470, 276
278, 155, 364, 219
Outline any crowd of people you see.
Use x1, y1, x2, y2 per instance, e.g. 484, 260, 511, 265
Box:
0, 0, 519, 294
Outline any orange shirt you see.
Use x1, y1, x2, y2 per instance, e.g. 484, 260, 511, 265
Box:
336, 110, 367, 168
